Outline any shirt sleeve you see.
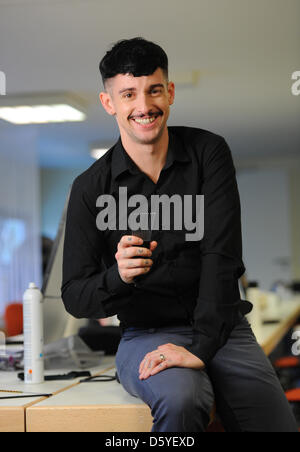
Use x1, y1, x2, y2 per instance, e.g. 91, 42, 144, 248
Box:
61, 178, 134, 319
186, 137, 247, 365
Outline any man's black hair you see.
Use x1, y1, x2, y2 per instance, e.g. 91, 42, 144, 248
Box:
99, 37, 168, 87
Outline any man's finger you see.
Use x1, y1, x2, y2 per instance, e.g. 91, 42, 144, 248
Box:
139, 353, 153, 373
121, 258, 153, 269
150, 360, 168, 376
139, 351, 158, 373
140, 360, 169, 379
120, 235, 143, 247
150, 241, 158, 251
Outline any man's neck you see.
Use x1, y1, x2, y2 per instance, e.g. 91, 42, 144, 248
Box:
120, 129, 169, 184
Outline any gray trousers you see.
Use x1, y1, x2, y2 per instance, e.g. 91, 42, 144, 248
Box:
115, 315, 298, 432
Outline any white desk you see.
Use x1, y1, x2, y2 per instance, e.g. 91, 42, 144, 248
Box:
0, 355, 115, 432
26, 367, 152, 432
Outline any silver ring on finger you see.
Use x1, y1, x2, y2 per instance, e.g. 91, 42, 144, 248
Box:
159, 353, 166, 362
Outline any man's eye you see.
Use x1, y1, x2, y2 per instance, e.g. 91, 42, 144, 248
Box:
151, 89, 162, 95
123, 93, 132, 99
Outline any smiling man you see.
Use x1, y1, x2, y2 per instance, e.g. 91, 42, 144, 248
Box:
61, 38, 298, 432
102, 70, 171, 145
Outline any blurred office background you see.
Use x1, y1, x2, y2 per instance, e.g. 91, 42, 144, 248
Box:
0, 0, 299, 320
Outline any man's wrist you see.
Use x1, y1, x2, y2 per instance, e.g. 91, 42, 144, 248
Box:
105, 264, 134, 295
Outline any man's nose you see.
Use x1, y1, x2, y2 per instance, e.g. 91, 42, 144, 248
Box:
135, 93, 152, 115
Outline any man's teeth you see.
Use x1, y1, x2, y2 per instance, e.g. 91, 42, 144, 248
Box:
134, 116, 157, 124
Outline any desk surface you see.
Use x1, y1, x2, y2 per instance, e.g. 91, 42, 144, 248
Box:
0, 355, 115, 432
26, 367, 153, 432
0, 355, 115, 407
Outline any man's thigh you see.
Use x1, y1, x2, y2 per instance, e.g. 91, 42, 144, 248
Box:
208, 316, 298, 432
116, 326, 214, 432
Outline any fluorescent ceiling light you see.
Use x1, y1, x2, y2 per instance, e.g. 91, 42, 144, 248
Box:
0, 92, 87, 124
0, 104, 86, 124
90, 148, 109, 160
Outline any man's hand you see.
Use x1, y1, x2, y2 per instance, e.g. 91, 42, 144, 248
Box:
139, 343, 205, 380
115, 235, 158, 284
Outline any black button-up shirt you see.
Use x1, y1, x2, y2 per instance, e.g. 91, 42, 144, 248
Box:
61, 126, 252, 365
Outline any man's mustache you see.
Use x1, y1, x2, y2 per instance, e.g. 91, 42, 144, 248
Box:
129, 111, 163, 120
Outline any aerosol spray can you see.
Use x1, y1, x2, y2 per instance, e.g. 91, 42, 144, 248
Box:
23, 282, 44, 384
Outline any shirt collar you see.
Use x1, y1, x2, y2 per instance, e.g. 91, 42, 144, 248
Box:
111, 129, 190, 181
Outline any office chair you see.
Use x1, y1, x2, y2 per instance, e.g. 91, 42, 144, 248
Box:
274, 356, 300, 391
285, 388, 300, 430
4, 302, 23, 337
273, 356, 300, 430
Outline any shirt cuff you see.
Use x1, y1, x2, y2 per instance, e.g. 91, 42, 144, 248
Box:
105, 263, 134, 296
186, 333, 220, 366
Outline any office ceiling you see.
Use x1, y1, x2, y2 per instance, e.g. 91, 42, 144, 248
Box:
0, 0, 299, 169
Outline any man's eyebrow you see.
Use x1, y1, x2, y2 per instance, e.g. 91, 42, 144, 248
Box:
118, 87, 136, 95
149, 83, 164, 90
118, 83, 165, 95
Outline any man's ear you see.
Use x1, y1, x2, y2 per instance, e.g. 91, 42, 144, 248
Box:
99, 91, 116, 116
167, 81, 175, 106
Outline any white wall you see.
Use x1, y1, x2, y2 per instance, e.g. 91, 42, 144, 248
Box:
237, 168, 292, 291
